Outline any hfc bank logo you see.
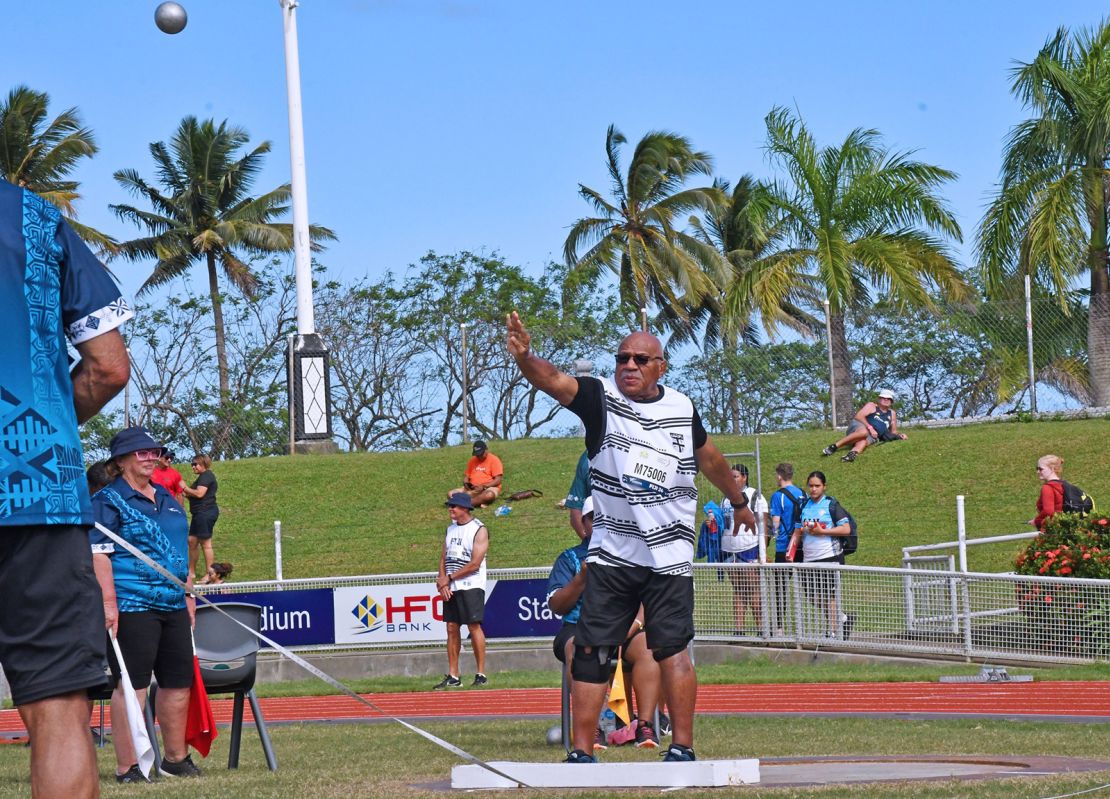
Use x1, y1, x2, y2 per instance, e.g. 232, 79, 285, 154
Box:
351, 595, 385, 634
350, 592, 442, 634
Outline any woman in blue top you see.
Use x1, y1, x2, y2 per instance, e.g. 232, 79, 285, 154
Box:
89, 427, 201, 782
796, 471, 852, 638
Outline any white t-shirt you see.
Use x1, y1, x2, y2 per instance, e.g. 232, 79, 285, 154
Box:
721, 486, 768, 553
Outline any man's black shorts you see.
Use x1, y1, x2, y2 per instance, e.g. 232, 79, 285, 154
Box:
553, 622, 576, 662
190, 511, 218, 540
108, 608, 193, 690
443, 588, 485, 625
576, 563, 694, 654
0, 524, 109, 705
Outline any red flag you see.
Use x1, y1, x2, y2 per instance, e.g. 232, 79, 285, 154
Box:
185, 656, 218, 757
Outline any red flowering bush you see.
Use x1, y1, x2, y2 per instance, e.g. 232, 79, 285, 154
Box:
1013, 513, 1110, 657
1014, 513, 1110, 579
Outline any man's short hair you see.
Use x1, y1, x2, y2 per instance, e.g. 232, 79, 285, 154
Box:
775, 462, 793, 480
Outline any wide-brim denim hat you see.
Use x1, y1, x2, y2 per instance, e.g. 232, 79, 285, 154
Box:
445, 492, 474, 510
109, 427, 165, 459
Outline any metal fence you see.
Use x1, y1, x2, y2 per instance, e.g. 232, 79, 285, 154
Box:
87, 267, 1100, 459
197, 562, 1110, 665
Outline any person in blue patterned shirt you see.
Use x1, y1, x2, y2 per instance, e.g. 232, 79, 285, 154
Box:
0, 180, 131, 798
90, 427, 200, 781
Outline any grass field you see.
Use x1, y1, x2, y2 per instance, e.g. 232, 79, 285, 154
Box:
201, 417, 1110, 580
1, 716, 1106, 798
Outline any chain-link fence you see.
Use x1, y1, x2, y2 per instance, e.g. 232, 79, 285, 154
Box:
82, 258, 1104, 461
692, 562, 1110, 663
187, 563, 1110, 665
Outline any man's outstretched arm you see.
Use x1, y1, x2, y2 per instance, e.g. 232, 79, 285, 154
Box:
506, 311, 578, 406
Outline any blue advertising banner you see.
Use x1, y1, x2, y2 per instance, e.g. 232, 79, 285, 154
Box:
481, 578, 563, 639
205, 588, 334, 648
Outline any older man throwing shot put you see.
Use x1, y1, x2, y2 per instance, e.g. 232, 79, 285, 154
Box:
507, 311, 754, 764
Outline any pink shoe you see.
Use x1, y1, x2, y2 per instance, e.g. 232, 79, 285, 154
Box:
606, 720, 637, 746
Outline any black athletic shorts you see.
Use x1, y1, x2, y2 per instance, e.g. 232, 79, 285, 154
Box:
443, 588, 485, 625
109, 608, 193, 690
0, 524, 109, 705
553, 622, 576, 662
576, 563, 694, 654
802, 555, 843, 602
190, 510, 218, 540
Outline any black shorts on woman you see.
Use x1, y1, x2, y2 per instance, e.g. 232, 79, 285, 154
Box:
575, 562, 693, 661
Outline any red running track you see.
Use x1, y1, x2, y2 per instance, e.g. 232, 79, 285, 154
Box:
2, 681, 1107, 734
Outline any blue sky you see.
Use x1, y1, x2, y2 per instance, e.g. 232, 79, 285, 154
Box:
6, 0, 1105, 303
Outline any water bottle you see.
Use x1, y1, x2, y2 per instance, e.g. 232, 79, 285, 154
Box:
495, 504, 512, 517
599, 707, 617, 737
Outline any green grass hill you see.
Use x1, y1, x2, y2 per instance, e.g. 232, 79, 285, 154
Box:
196, 417, 1109, 581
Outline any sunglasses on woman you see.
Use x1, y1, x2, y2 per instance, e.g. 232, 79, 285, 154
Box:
615, 353, 664, 366
133, 449, 162, 462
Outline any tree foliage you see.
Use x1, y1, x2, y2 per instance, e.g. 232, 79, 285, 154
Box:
977, 21, 1110, 406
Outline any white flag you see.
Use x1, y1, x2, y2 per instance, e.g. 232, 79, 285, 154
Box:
110, 634, 155, 778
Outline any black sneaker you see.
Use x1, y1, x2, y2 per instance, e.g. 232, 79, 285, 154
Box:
658, 711, 672, 737
634, 720, 659, 749
115, 764, 151, 784
433, 674, 462, 689
821, 444, 838, 456
662, 743, 696, 762
841, 450, 857, 463
159, 754, 201, 778
565, 748, 596, 764
472, 673, 488, 687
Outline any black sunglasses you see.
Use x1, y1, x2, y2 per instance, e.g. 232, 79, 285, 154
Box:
615, 353, 664, 366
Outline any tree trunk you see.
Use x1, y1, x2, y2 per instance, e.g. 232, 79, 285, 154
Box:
207, 252, 232, 456
1089, 274, 1110, 407
724, 329, 741, 434
1086, 172, 1110, 407
829, 312, 855, 427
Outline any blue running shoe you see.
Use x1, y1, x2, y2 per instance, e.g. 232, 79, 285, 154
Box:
662, 744, 696, 762
565, 749, 596, 764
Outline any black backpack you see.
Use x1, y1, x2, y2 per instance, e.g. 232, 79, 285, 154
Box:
827, 497, 858, 557
773, 487, 805, 529
1058, 480, 1094, 517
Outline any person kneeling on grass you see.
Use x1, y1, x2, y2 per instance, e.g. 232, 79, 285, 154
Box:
433, 492, 490, 689
548, 497, 665, 752
821, 389, 907, 463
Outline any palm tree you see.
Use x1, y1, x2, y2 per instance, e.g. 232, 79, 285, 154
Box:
112, 116, 336, 412
563, 125, 728, 339
738, 107, 968, 424
0, 85, 115, 253
977, 22, 1110, 407
688, 175, 820, 432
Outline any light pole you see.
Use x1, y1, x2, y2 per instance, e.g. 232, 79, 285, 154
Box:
279, 0, 335, 453
157, 2, 334, 453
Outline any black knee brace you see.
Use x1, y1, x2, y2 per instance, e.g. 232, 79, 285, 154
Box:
571, 643, 619, 684
652, 643, 687, 663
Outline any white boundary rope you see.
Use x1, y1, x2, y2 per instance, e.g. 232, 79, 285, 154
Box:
94, 522, 530, 788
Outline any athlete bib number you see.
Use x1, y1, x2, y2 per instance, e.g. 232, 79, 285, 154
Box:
621, 447, 677, 495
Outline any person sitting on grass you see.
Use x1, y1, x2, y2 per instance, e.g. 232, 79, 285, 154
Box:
821, 389, 907, 463
449, 440, 504, 508
547, 497, 664, 751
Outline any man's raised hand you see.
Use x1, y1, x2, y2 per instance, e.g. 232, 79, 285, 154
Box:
506, 311, 531, 361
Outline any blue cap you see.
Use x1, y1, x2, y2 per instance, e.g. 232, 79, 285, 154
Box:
445, 492, 474, 510
109, 427, 165, 459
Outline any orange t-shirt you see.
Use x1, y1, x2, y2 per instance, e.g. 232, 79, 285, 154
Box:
465, 453, 503, 487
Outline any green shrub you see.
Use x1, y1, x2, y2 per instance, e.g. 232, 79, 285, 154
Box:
1014, 512, 1110, 579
